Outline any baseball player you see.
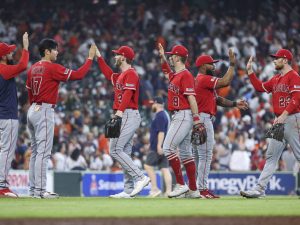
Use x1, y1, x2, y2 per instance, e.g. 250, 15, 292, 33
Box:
96, 46, 150, 198
26, 39, 96, 198
158, 44, 201, 198
194, 50, 249, 198
144, 96, 172, 197
240, 49, 300, 198
0, 32, 29, 198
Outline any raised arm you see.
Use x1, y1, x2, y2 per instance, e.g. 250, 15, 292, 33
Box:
158, 43, 172, 80
68, 44, 96, 80
246, 56, 271, 93
0, 32, 29, 80
96, 46, 114, 81
215, 48, 235, 89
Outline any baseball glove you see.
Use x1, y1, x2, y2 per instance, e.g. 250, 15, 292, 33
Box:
105, 116, 122, 138
265, 123, 284, 142
191, 123, 207, 146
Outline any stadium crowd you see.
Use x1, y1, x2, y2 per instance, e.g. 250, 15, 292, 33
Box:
1, 0, 299, 173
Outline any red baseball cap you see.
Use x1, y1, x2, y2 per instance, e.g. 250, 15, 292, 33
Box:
270, 49, 293, 61
112, 46, 135, 60
0, 42, 16, 58
195, 55, 219, 67
165, 45, 188, 57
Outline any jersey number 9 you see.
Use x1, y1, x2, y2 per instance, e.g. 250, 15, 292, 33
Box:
173, 96, 179, 107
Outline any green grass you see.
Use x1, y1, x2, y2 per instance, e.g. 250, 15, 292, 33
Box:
0, 196, 300, 218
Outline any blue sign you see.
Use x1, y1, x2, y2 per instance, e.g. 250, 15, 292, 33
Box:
82, 172, 162, 197
82, 172, 296, 196
206, 172, 296, 195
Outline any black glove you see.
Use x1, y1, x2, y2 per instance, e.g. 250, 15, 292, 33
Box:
105, 116, 122, 138
265, 123, 284, 142
191, 123, 207, 146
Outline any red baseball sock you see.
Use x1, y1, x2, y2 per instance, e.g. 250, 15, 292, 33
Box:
167, 153, 184, 185
183, 159, 197, 191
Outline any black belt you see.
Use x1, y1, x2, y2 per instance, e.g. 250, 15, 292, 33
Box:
170, 110, 179, 115
34, 102, 56, 108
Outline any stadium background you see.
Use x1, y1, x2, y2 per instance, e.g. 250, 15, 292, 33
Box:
1, 0, 300, 179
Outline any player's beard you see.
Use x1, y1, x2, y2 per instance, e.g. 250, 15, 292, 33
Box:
275, 64, 284, 70
115, 58, 122, 68
206, 69, 215, 76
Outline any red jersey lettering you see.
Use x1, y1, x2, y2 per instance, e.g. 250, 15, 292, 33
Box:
195, 74, 219, 115
111, 68, 139, 110
249, 70, 300, 116
167, 69, 195, 111
26, 60, 91, 104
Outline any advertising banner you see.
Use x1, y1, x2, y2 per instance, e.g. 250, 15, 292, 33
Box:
7, 170, 54, 196
207, 172, 296, 195
82, 172, 161, 197
82, 171, 295, 196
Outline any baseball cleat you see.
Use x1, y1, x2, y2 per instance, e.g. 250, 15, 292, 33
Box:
34, 191, 59, 199
148, 189, 162, 197
176, 189, 201, 199
200, 189, 220, 199
168, 184, 189, 198
240, 189, 266, 198
109, 191, 133, 198
130, 176, 150, 197
0, 188, 18, 198
185, 190, 201, 198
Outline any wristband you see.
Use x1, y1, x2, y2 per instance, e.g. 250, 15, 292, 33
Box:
230, 62, 235, 67
193, 114, 200, 122
233, 101, 237, 107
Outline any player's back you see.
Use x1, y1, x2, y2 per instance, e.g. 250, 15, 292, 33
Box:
27, 61, 61, 105
195, 74, 218, 115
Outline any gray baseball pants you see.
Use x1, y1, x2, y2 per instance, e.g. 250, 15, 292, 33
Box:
163, 109, 193, 160
193, 112, 215, 190
0, 119, 18, 188
109, 109, 143, 194
256, 112, 300, 190
27, 103, 54, 196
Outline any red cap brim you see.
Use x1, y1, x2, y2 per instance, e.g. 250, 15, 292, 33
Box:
165, 51, 173, 55
270, 54, 279, 58
213, 60, 219, 63
112, 49, 119, 54
8, 45, 16, 53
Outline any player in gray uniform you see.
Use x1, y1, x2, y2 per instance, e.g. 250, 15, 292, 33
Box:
26, 39, 96, 198
159, 44, 201, 198
194, 51, 248, 198
0, 33, 29, 197
240, 49, 300, 198
96, 46, 150, 198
